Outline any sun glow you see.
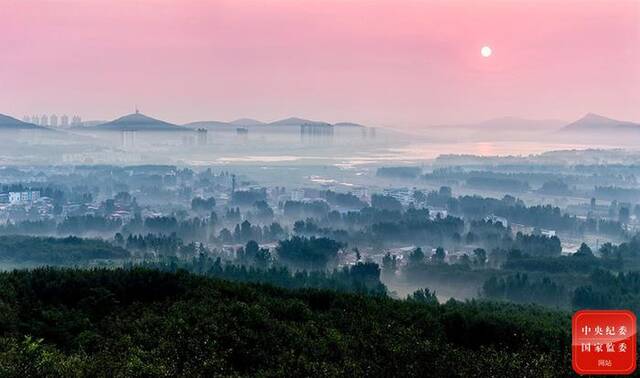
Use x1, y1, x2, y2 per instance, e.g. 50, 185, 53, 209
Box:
481, 46, 492, 58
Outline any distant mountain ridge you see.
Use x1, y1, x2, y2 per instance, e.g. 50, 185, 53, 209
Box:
230, 118, 264, 126
268, 117, 364, 127
421, 114, 638, 143
5, 111, 637, 136
422, 116, 567, 142
432, 116, 566, 130
183, 121, 233, 129
183, 119, 266, 129
333, 122, 366, 128
81, 120, 109, 127
0, 113, 48, 130
561, 113, 640, 133
91, 112, 186, 131
268, 117, 330, 126
183, 116, 365, 129
474, 116, 566, 130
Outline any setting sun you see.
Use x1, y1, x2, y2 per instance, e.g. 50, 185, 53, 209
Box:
481, 45, 492, 57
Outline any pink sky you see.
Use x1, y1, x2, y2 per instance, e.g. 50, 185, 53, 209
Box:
1, 0, 639, 127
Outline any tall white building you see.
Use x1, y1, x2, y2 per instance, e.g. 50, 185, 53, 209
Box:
40, 114, 48, 126
290, 189, 305, 201
50, 114, 58, 128
60, 114, 69, 128
9, 191, 40, 205
71, 115, 82, 126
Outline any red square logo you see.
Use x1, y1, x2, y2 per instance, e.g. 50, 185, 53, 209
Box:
573, 310, 636, 375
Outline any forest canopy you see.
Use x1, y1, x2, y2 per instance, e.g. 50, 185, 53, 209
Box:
0, 267, 572, 377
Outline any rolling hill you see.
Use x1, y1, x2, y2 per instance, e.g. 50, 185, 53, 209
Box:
334, 122, 365, 128
267, 117, 367, 127
0, 113, 48, 130
471, 116, 566, 130
230, 118, 264, 126
184, 119, 266, 129
183, 120, 233, 129
433, 116, 566, 132
91, 112, 187, 131
268, 117, 330, 126
424, 116, 566, 142
0, 267, 572, 376
561, 113, 640, 133
184, 116, 367, 130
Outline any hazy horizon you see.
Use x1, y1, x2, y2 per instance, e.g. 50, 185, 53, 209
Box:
2, 3, 640, 375
2, 0, 639, 128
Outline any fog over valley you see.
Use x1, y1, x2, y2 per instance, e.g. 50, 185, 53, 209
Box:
2, 1, 639, 375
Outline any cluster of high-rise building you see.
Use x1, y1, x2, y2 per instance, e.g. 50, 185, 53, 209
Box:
197, 128, 208, 145
300, 123, 334, 137
22, 114, 82, 128
0, 190, 41, 205
8, 190, 41, 205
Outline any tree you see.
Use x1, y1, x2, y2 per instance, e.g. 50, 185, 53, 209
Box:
254, 248, 271, 268
619, 207, 630, 224
219, 228, 233, 243
382, 252, 397, 273
252, 201, 274, 223
574, 243, 594, 258
413, 190, 427, 205
349, 262, 383, 291
114, 232, 124, 246
371, 194, 402, 212
473, 248, 487, 266
231, 188, 267, 205
408, 288, 438, 305
209, 211, 218, 228
0, 267, 572, 376
353, 248, 361, 262
439, 186, 452, 198
192, 197, 216, 212
465, 232, 476, 244
276, 236, 344, 269
104, 199, 115, 213
245, 240, 260, 257
241, 220, 255, 242
115, 191, 132, 203
432, 247, 446, 262
599, 243, 616, 258
266, 222, 285, 241
408, 247, 425, 266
